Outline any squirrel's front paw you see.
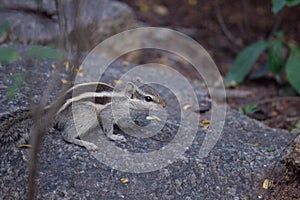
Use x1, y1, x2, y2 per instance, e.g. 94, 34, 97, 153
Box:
107, 134, 127, 142
85, 143, 99, 151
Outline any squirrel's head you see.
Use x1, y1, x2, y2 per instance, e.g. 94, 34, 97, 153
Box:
125, 79, 166, 111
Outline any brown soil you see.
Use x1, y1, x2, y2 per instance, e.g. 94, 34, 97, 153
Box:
121, 0, 300, 199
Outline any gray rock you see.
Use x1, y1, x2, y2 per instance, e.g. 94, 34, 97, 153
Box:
0, 47, 297, 199
0, 0, 56, 15
0, 0, 136, 49
286, 134, 300, 171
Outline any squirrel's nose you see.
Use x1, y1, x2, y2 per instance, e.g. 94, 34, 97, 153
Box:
161, 101, 166, 108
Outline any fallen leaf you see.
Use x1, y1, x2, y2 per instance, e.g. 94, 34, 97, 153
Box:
18, 144, 32, 148
114, 79, 123, 84
262, 179, 273, 189
183, 104, 192, 110
64, 61, 69, 70
201, 119, 211, 124
153, 5, 169, 15
76, 65, 84, 77
138, 2, 150, 13
271, 111, 278, 116
120, 178, 129, 184
61, 79, 69, 84
122, 60, 130, 66
201, 124, 210, 129
146, 115, 161, 121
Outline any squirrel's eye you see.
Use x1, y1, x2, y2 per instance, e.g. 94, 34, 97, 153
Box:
145, 96, 153, 102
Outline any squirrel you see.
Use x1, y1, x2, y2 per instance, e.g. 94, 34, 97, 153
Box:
0, 79, 166, 151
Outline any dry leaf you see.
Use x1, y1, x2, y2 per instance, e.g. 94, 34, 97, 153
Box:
64, 61, 69, 70
271, 111, 278, 116
61, 79, 69, 84
146, 115, 161, 121
122, 60, 130, 66
153, 5, 169, 15
201, 119, 211, 124
76, 65, 84, 77
138, 2, 150, 13
114, 79, 123, 84
18, 144, 32, 148
262, 179, 273, 189
183, 104, 192, 110
120, 178, 129, 184
200, 119, 210, 129
202, 124, 210, 129
254, 143, 260, 147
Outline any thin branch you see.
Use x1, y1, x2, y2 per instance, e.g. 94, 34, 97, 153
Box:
214, 0, 242, 50
242, 0, 251, 39
268, 11, 284, 39
26, 0, 78, 198
250, 96, 300, 106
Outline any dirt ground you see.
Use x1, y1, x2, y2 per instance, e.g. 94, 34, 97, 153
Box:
121, 0, 300, 199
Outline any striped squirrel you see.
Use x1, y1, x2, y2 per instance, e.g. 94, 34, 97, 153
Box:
0, 79, 166, 150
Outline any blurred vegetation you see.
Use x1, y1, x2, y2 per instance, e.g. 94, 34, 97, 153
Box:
0, 21, 63, 98
238, 104, 260, 115
225, 0, 300, 95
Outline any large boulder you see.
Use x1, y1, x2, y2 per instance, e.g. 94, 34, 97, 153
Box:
0, 47, 297, 199
0, 0, 136, 50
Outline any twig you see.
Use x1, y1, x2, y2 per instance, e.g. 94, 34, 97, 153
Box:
268, 11, 284, 39
214, 0, 242, 51
26, 0, 81, 198
242, 0, 251, 35
250, 96, 300, 106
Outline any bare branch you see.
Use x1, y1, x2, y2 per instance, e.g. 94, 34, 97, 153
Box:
214, 0, 242, 51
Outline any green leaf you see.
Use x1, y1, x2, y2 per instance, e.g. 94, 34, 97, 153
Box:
291, 119, 300, 132
268, 41, 283, 74
7, 73, 25, 99
249, 63, 269, 79
272, 0, 286, 14
0, 22, 9, 37
239, 104, 260, 115
25, 46, 63, 60
0, 47, 19, 63
286, 0, 300, 6
285, 47, 300, 94
238, 107, 245, 114
267, 147, 276, 152
244, 104, 260, 114
225, 41, 270, 84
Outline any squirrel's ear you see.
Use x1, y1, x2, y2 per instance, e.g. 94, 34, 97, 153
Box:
133, 77, 143, 87
125, 82, 136, 98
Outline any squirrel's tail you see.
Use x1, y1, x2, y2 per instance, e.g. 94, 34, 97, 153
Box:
0, 109, 32, 149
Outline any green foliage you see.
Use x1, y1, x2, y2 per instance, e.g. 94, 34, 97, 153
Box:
238, 104, 260, 115
272, 0, 286, 13
267, 147, 276, 152
0, 47, 19, 63
0, 21, 9, 37
225, 38, 300, 94
272, 0, 300, 14
268, 41, 283, 74
225, 0, 300, 95
225, 41, 270, 85
291, 119, 300, 132
25, 46, 64, 60
7, 73, 25, 99
285, 46, 300, 94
